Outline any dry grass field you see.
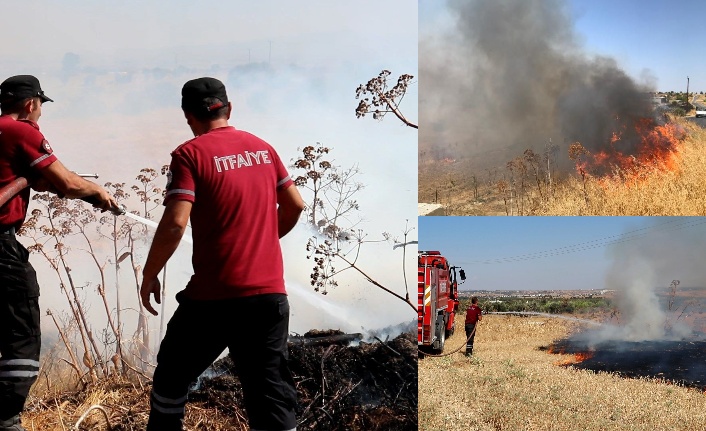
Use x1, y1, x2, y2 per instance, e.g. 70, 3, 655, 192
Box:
537, 121, 706, 215
419, 118, 706, 216
418, 315, 706, 431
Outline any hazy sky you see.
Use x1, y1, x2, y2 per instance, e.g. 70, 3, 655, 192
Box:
419, 217, 706, 292
420, 0, 706, 92
2, 1, 413, 69
1, 1, 418, 336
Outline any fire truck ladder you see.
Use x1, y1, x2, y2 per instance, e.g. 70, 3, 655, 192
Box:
418, 262, 441, 349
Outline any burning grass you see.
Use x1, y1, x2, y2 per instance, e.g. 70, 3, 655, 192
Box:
418, 315, 706, 430
420, 117, 706, 216
579, 119, 686, 175
548, 337, 706, 391
21, 330, 417, 431
538, 119, 706, 215
551, 351, 594, 366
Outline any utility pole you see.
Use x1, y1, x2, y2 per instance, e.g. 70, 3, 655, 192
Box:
546, 138, 552, 199
686, 76, 690, 106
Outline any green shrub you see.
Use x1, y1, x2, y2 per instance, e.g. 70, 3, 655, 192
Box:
464, 296, 611, 315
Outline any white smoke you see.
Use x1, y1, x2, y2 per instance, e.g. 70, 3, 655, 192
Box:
0, 0, 418, 353
586, 219, 706, 343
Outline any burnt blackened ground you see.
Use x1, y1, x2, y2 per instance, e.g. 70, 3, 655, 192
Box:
26, 330, 417, 430
189, 330, 418, 431
547, 338, 706, 390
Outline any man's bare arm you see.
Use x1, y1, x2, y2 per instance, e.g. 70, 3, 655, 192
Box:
140, 200, 192, 315
142, 200, 192, 281
39, 160, 118, 211
277, 184, 305, 238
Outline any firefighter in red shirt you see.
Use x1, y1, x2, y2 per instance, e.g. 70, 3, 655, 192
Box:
140, 77, 305, 431
0, 75, 117, 431
464, 296, 483, 356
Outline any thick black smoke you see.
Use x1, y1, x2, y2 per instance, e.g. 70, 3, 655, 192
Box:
420, 0, 655, 169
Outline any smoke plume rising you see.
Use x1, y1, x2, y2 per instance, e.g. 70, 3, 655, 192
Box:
586, 219, 706, 344
420, 0, 656, 169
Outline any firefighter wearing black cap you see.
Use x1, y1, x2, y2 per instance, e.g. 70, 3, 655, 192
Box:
140, 77, 304, 431
0, 75, 118, 431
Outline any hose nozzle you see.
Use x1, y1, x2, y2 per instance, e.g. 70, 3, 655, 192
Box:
111, 204, 127, 216
81, 195, 127, 216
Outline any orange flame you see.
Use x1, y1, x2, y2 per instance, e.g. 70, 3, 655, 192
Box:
574, 352, 594, 362
553, 351, 594, 366
610, 131, 622, 144
576, 117, 685, 180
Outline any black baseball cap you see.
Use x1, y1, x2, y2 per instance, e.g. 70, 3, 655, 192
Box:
181, 77, 228, 113
0, 75, 53, 103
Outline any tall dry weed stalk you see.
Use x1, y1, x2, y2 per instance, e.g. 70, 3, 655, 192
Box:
19, 166, 167, 386
291, 143, 417, 311
428, 117, 706, 216
538, 118, 706, 215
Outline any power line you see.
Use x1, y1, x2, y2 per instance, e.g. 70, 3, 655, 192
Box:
457, 217, 706, 265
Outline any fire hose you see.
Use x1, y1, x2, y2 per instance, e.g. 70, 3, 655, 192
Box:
0, 176, 126, 216
0, 177, 29, 208
420, 311, 601, 358
419, 323, 478, 358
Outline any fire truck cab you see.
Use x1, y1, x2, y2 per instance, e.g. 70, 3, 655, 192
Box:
418, 250, 466, 353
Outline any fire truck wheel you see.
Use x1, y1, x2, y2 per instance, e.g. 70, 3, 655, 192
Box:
433, 327, 446, 353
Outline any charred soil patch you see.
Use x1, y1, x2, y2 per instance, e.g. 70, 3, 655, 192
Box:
23, 330, 417, 431
547, 338, 706, 390
419, 315, 706, 431
192, 330, 417, 431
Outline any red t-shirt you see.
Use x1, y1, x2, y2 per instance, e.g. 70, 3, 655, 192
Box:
164, 126, 293, 300
465, 304, 482, 324
0, 116, 57, 229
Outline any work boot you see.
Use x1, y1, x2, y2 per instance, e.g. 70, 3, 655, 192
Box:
0, 415, 26, 431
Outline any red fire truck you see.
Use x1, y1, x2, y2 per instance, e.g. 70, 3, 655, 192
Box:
418, 250, 465, 353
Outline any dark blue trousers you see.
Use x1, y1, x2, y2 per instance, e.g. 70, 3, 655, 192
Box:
147, 293, 297, 431
464, 323, 477, 355
0, 235, 41, 422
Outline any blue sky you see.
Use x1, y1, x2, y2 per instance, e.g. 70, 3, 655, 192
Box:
419, 217, 706, 291
420, 0, 706, 92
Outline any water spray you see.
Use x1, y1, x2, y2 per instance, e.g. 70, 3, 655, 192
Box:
0, 171, 191, 248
